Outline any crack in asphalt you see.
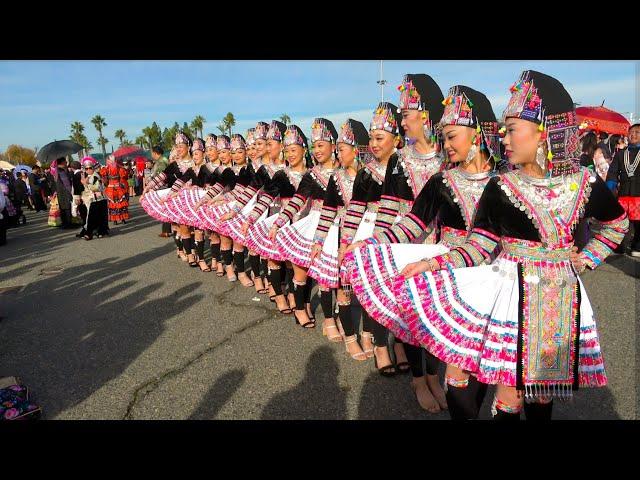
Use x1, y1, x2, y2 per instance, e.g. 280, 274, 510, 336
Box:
122, 285, 278, 420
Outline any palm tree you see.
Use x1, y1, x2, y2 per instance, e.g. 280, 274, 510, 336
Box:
70, 121, 90, 159
134, 135, 147, 148
114, 129, 127, 146
91, 115, 108, 159
191, 115, 206, 139
279, 114, 291, 125
216, 122, 228, 136
97, 136, 109, 156
142, 126, 155, 151
223, 112, 235, 136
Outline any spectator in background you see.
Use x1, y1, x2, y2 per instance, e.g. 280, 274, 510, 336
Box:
0, 185, 7, 245
579, 131, 598, 169
608, 134, 623, 159
596, 131, 611, 160
20, 171, 35, 210
150, 145, 172, 238
28, 166, 47, 212
13, 171, 27, 210
70, 160, 85, 228
48, 157, 74, 228
143, 159, 154, 188
607, 123, 640, 257
126, 163, 135, 198
135, 156, 146, 196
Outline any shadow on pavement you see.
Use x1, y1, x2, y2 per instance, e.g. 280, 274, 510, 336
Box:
260, 346, 347, 420
188, 369, 247, 420
0, 244, 203, 419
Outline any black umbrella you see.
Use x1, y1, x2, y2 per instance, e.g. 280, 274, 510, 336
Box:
36, 140, 84, 164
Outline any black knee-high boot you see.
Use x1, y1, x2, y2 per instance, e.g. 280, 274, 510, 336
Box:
320, 290, 334, 320
261, 259, 269, 280
221, 249, 233, 267
338, 304, 355, 337
210, 243, 221, 262
269, 268, 283, 296
402, 342, 425, 378
293, 281, 306, 311
181, 237, 192, 256
249, 255, 262, 278
195, 240, 205, 261
524, 400, 553, 421
233, 251, 245, 274
425, 350, 440, 376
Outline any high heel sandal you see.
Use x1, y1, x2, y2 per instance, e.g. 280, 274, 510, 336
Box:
198, 260, 211, 272
322, 320, 343, 342
216, 263, 225, 277
373, 346, 396, 377
360, 332, 375, 358
238, 274, 254, 287
394, 344, 411, 374
178, 250, 188, 262
226, 267, 238, 282
188, 254, 198, 267
294, 310, 315, 329
344, 335, 367, 361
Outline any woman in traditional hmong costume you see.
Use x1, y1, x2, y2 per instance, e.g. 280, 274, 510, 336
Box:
194, 135, 237, 276
346, 84, 501, 416
308, 119, 370, 358
203, 134, 223, 272
338, 102, 405, 376
218, 122, 275, 295
391, 70, 629, 420
100, 155, 130, 224
268, 120, 338, 328
162, 137, 219, 270
141, 132, 194, 261
79, 156, 109, 240
210, 134, 257, 285
244, 121, 300, 314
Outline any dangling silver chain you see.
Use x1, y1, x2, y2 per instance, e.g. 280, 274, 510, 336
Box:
624, 148, 640, 178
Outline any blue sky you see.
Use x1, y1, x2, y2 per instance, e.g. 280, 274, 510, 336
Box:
0, 60, 638, 153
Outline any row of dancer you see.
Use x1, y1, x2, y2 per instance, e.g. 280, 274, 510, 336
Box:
140, 69, 628, 420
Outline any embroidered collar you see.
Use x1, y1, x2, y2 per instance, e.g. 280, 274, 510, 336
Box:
309, 165, 335, 191
498, 168, 595, 247
442, 167, 491, 230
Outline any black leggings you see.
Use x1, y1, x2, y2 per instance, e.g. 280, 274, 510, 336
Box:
401, 343, 440, 378
249, 254, 261, 278
364, 310, 389, 347
338, 304, 356, 337
269, 267, 283, 296
233, 251, 245, 273
221, 249, 233, 267
320, 290, 333, 320
447, 375, 488, 420
210, 243, 221, 262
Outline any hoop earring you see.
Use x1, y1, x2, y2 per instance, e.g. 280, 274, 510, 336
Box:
536, 144, 547, 171
465, 143, 478, 165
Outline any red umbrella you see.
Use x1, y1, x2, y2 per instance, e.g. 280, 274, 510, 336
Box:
576, 106, 630, 136
113, 145, 144, 158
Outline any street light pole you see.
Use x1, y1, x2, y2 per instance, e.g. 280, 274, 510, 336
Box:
376, 60, 387, 103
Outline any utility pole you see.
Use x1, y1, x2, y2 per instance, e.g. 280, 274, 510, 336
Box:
376, 60, 387, 102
